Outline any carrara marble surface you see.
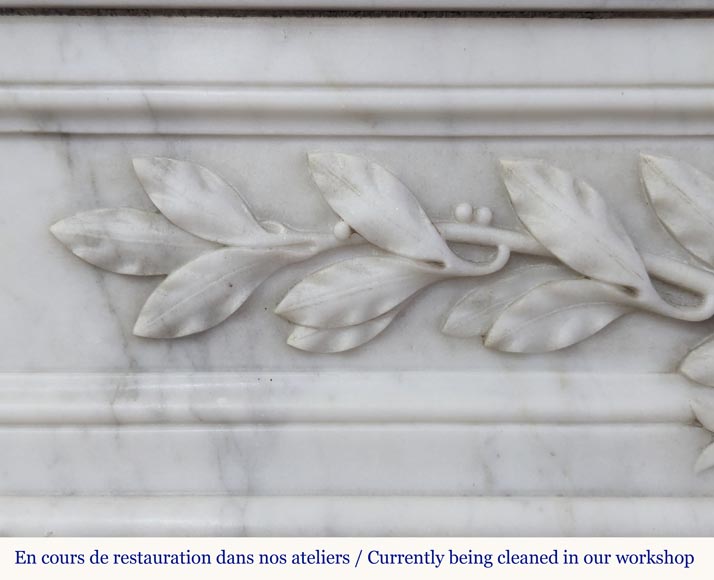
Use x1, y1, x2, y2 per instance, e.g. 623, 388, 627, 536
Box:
1, 14, 714, 535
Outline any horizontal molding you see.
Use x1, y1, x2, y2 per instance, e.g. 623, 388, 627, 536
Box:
2, 496, 714, 536
0, 372, 704, 426
4, 86, 714, 136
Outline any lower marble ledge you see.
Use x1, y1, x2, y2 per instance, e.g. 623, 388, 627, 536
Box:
1, 423, 712, 497
0, 372, 713, 537
2, 423, 711, 495
2, 497, 714, 537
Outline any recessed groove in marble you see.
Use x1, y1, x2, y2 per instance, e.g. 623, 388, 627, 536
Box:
2, 1, 712, 11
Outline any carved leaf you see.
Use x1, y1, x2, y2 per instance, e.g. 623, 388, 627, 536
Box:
692, 399, 714, 472
308, 153, 453, 264
134, 247, 290, 338
679, 335, 714, 387
484, 279, 630, 353
501, 159, 651, 292
275, 256, 440, 329
695, 443, 714, 475
133, 157, 269, 245
442, 264, 573, 338
640, 154, 714, 266
287, 308, 400, 354
692, 400, 714, 433
50, 208, 218, 276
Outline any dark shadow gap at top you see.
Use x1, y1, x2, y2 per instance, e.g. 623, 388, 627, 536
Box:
0, 8, 714, 19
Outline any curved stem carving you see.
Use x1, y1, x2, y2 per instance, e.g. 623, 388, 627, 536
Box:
437, 222, 714, 322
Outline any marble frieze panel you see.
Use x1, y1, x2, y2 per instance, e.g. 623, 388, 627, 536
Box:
1, 14, 714, 535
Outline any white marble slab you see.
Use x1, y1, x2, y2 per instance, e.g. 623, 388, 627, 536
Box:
2, 15, 714, 536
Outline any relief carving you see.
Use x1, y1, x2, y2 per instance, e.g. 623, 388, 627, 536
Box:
51, 154, 714, 391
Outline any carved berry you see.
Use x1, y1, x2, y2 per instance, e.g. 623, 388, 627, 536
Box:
454, 203, 474, 223
333, 220, 352, 241
475, 207, 493, 226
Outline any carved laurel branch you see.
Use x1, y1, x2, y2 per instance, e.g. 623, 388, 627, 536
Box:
50, 153, 714, 472
51, 153, 714, 356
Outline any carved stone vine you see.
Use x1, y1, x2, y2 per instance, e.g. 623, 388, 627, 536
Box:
51, 153, 714, 472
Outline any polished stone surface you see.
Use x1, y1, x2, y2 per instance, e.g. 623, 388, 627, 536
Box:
1, 14, 714, 535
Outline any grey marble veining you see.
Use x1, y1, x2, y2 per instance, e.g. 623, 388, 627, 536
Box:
1, 14, 714, 535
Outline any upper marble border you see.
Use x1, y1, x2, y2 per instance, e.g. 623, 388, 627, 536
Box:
3, 17, 712, 86
2, 17, 714, 135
